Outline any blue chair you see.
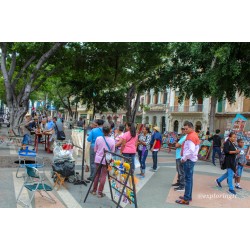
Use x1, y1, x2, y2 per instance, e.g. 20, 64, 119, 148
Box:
16, 165, 55, 207
16, 147, 44, 178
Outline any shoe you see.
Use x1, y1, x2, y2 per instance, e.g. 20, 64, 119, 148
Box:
175, 199, 189, 205
216, 179, 222, 188
172, 183, 180, 187
228, 189, 236, 195
90, 190, 96, 195
212, 162, 216, 166
235, 186, 242, 190
97, 193, 106, 198
174, 186, 185, 192
179, 196, 192, 202
87, 177, 93, 181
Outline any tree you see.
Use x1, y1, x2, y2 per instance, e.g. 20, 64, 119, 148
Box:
0, 42, 65, 133
160, 42, 250, 132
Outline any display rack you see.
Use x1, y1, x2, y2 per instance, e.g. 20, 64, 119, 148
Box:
84, 150, 138, 208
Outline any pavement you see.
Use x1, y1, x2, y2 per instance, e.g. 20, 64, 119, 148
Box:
1, 126, 250, 208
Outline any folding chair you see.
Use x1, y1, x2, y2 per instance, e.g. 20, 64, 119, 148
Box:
16, 148, 44, 178
16, 165, 56, 208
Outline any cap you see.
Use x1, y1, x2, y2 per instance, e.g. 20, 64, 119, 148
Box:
25, 113, 31, 117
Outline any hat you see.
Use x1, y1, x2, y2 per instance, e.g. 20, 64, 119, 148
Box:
34, 116, 38, 120
25, 113, 31, 117
153, 126, 160, 132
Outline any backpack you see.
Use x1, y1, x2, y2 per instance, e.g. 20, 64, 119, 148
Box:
219, 151, 226, 170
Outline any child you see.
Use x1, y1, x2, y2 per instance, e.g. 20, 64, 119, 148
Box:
235, 139, 248, 189
90, 123, 115, 198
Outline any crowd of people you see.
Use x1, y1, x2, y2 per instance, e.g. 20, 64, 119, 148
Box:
19, 113, 249, 205
19, 112, 65, 151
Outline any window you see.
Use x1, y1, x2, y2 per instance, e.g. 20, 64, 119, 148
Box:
174, 120, 179, 133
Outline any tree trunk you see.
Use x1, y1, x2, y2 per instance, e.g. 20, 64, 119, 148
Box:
131, 92, 141, 123
92, 104, 96, 119
125, 85, 135, 122
209, 96, 217, 134
0, 42, 65, 132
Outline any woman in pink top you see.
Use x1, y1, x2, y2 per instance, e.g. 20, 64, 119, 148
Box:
90, 124, 115, 198
119, 122, 138, 171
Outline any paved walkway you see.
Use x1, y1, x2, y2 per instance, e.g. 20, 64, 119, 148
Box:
1, 127, 250, 208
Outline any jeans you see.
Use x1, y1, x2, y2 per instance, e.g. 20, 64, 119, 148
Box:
152, 151, 158, 170
217, 168, 235, 190
138, 150, 148, 173
89, 147, 96, 179
183, 160, 195, 201
176, 158, 185, 188
212, 147, 222, 164
122, 153, 135, 171
93, 164, 108, 195
22, 134, 31, 145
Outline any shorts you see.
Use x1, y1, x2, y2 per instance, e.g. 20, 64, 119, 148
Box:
237, 165, 244, 177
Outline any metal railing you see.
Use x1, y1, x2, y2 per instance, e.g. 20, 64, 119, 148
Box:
169, 104, 203, 112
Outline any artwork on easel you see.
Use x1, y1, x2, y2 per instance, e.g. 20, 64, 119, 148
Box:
198, 140, 212, 161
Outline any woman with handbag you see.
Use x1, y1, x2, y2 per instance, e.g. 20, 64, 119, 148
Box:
90, 123, 115, 198
119, 122, 138, 171
137, 127, 151, 177
216, 132, 240, 195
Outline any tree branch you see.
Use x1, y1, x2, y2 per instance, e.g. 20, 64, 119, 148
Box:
12, 55, 36, 88
0, 42, 10, 84
31, 68, 57, 92
8, 51, 16, 81
28, 42, 66, 85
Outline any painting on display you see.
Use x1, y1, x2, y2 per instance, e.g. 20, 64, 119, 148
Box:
198, 140, 212, 161
232, 114, 247, 132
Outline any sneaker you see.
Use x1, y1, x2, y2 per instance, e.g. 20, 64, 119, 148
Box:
228, 189, 236, 195
179, 196, 192, 202
174, 186, 185, 191
172, 183, 180, 187
216, 179, 222, 188
212, 162, 216, 166
152, 169, 158, 172
87, 177, 93, 181
235, 186, 242, 190
175, 199, 189, 205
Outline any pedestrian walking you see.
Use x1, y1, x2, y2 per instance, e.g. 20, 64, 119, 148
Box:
150, 126, 162, 172
90, 123, 115, 198
216, 132, 240, 195
137, 127, 151, 177
172, 127, 186, 191
209, 129, 222, 166
175, 121, 199, 205
235, 139, 248, 189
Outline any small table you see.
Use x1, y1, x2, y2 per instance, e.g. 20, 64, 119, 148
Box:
34, 131, 43, 152
43, 132, 53, 153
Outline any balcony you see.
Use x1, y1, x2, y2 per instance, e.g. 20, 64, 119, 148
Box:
169, 104, 203, 113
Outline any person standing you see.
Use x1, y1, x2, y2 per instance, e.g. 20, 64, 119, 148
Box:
119, 122, 138, 171
172, 127, 187, 191
87, 119, 104, 181
114, 125, 124, 156
19, 113, 33, 149
90, 124, 115, 198
77, 117, 84, 128
175, 122, 200, 205
235, 139, 248, 189
137, 127, 151, 177
209, 129, 222, 166
216, 132, 240, 195
150, 126, 162, 172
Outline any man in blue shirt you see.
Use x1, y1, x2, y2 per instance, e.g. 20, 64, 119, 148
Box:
172, 128, 187, 191
87, 119, 104, 181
